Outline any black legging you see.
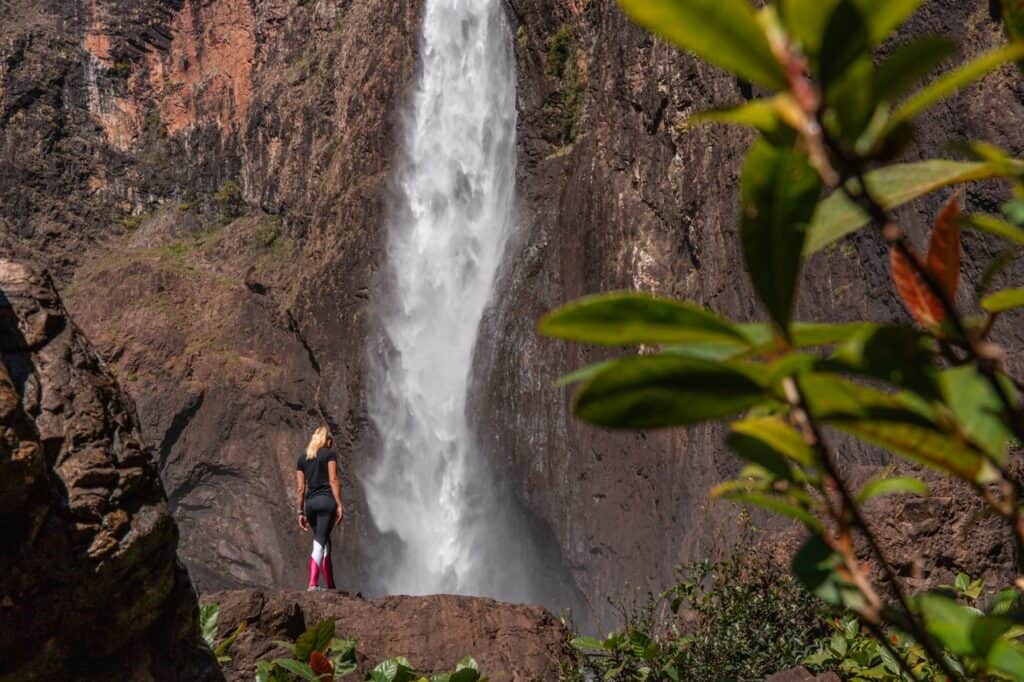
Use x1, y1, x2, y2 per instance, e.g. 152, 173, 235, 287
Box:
304, 495, 337, 548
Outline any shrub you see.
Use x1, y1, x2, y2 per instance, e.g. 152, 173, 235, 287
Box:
566, 524, 830, 681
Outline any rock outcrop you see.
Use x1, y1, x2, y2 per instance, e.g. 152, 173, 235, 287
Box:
0, 260, 220, 681
202, 589, 570, 681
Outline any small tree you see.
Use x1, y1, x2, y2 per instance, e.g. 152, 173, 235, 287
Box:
541, 1, 1024, 679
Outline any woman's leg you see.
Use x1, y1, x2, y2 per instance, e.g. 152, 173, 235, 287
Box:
322, 537, 335, 589
305, 497, 335, 589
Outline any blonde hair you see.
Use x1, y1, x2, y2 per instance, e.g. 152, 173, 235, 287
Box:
305, 425, 331, 460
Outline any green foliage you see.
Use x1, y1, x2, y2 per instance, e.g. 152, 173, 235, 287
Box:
546, 0, 1024, 678
803, 614, 945, 680
214, 179, 245, 223
257, 619, 484, 682
805, 160, 1006, 255
739, 139, 823, 334
199, 603, 246, 665
565, 529, 831, 681
544, 25, 582, 144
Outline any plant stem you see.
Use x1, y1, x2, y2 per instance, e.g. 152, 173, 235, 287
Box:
782, 377, 964, 681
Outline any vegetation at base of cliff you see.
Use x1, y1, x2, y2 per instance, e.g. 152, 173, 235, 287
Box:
543, 0, 1024, 679
230, 615, 487, 682
564, 524, 830, 681
544, 25, 583, 145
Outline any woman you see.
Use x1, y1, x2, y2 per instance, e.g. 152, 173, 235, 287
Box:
296, 425, 344, 590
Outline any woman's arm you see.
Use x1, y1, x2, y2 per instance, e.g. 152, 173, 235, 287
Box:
295, 470, 309, 531
328, 460, 344, 526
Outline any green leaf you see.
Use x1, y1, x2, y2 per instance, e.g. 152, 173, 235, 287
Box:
819, 1, 870, 89
874, 36, 958, 104
976, 248, 1019, 298
369, 658, 418, 682
1006, 0, 1024, 39
918, 592, 1014, 660
570, 636, 607, 651
855, 475, 928, 503
891, 41, 1024, 127
448, 669, 480, 682
199, 603, 219, 648
556, 361, 614, 387
616, 0, 786, 90
729, 416, 815, 466
824, 324, 941, 399
271, 640, 297, 655
780, 0, 923, 54
941, 366, 1014, 463
805, 161, 1001, 255
573, 355, 768, 429
740, 140, 823, 335
859, 0, 926, 44
981, 288, 1024, 313
989, 637, 1024, 678
830, 632, 849, 657
294, 618, 335, 663
455, 657, 478, 672
800, 373, 996, 482
965, 213, 1024, 247
714, 489, 824, 533
689, 97, 797, 145
735, 321, 874, 356
792, 535, 863, 609
273, 658, 319, 681
539, 292, 748, 347
825, 57, 876, 142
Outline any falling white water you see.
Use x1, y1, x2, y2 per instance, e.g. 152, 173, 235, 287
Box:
364, 0, 520, 597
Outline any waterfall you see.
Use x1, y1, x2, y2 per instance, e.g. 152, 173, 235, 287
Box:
364, 0, 524, 598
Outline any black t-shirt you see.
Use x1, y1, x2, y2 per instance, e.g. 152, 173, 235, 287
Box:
296, 447, 336, 500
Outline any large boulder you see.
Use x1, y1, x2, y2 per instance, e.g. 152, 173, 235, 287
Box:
0, 259, 221, 681
202, 589, 570, 681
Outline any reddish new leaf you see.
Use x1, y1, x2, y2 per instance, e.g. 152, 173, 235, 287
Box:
891, 246, 945, 327
925, 196, 961, 301
309, 651, 333, 679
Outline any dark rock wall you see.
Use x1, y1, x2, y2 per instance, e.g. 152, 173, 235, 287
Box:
1, 0, 1022, 628
0, 260, 220, 681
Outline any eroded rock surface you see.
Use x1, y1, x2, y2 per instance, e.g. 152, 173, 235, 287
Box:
0, 260, 220, 681
202, 589, 570, 681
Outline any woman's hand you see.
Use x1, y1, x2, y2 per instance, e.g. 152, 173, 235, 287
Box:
298, 513, 310, 531
334, 506, 344, 528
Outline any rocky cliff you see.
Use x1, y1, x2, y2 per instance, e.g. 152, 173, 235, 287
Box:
0, 260, 220, 681
1, 0, 1022, 628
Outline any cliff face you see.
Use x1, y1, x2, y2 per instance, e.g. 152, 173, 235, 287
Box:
0, 260, 220, 681
1, 0, 1022, 626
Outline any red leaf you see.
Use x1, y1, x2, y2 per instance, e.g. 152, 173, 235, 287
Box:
310, 651, 334, 679
926, 196, 961, 301
890, 246, 945, 327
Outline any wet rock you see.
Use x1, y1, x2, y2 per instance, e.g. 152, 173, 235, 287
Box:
202, 589, 570, 682
0, 259, 220, 681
